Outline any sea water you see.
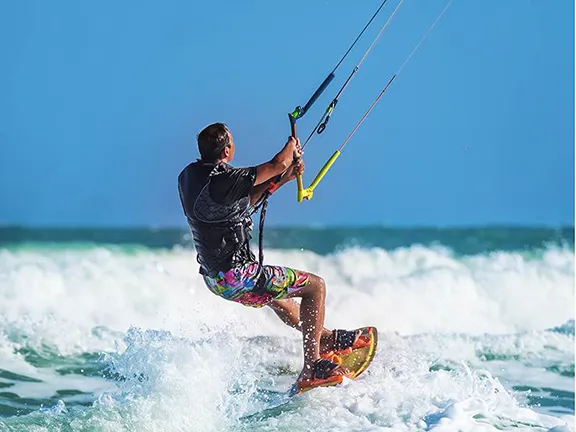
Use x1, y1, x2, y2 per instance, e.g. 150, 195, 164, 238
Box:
0, 226, 573, 431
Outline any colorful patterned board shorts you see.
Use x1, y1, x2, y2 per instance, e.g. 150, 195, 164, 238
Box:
202, 262, 311, 308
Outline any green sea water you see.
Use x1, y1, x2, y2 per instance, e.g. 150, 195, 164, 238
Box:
1, 225, 572, 255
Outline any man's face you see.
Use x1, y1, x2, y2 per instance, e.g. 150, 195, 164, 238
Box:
224, 130, 236, 161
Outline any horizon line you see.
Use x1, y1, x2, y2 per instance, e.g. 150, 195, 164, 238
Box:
1, 223, 574, 231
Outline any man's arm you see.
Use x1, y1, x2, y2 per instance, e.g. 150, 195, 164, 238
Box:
249, 174, 287, 206
253, 137, 302, 186
249, 158, 304, 206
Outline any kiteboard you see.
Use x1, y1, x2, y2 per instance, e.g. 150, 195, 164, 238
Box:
240, 327, 378, 421
290, 326, 378, 396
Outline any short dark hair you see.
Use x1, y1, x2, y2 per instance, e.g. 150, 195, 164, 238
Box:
197, 123, 230, 163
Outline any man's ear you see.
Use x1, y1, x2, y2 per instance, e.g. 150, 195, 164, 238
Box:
222, 146, 230, 159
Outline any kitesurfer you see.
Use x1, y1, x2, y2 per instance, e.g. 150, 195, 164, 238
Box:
177, 122, 367, 388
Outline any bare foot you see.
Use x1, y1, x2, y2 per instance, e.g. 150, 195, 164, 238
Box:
296, 361, 316, 382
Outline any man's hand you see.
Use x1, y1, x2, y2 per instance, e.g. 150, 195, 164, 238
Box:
250, 146, 305, 205
283, 158, 305, 182
283, 136, 304, 182
254, 136, 303, 186
288, 137, 304, 160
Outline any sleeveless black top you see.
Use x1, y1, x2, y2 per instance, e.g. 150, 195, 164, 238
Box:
178, 160, 257, 276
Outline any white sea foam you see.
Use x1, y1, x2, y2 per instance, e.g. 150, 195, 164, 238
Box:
0, 245, 573, 431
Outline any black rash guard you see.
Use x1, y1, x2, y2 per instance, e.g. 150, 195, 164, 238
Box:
178, 160, 258, 276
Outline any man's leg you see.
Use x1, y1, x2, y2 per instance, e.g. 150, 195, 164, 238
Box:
284, 273, 350, 381
269, 299, 335, 353
283, 273, 325, 380
253, 265, 348, 382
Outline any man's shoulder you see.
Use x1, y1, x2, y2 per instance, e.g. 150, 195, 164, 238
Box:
178, 161, 256, 189
178, 160, 214, 181
179, 159, 197, 174
212, 163, 257, 179
209, 163, 257, 204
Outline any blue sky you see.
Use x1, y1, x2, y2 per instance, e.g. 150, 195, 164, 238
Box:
1, 0, 573, 227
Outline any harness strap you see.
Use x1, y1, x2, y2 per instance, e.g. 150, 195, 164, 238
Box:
258, 198, 267, 266
251, 179, 278, 268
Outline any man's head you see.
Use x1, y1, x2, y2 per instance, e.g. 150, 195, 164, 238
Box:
197, 122, 235, 163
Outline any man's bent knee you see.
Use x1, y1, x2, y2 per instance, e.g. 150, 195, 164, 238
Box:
290, 273, 326, 299
311, 274, 326, 294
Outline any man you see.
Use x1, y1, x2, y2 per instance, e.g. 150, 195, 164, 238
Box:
178, 122, 366, 389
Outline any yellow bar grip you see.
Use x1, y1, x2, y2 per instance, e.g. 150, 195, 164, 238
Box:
297, 150, 341, 202
296, 174, 304, 201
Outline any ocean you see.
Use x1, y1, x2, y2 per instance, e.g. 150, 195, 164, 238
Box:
0, 226, 573, 431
